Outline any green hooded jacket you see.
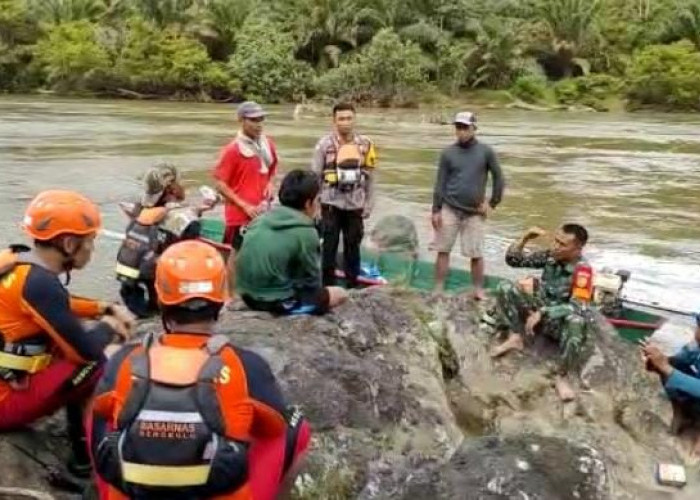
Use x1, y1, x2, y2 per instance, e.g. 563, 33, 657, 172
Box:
236, 205, 321, 301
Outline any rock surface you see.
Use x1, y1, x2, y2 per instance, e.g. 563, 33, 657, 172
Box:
1, 288, 698, 499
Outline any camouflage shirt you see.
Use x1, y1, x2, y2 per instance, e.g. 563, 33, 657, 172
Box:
505, 243, 585, 319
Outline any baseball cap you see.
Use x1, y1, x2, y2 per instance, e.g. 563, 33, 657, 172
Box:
142, 164, 180, 207
237, 101, 266, 119
453, 111, 477, 127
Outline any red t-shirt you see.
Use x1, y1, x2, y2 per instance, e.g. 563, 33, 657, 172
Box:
212, 137, 278, 227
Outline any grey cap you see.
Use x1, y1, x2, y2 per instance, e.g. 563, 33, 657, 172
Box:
237, 101, 266, 119
454, 111, 477, 127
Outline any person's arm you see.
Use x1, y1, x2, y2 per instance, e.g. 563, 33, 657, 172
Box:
21, 267, 117, 364
69, 295, 105, 318
486, 146, 505, 209
505, 226, 549, 269
665, 369, 700, 399
505, 243, 550, 269
234, 347, 288, 438
432, 151, 449, 214
310, 138, 325, 175
295, 227, 323, 291
363, 140, 377, 216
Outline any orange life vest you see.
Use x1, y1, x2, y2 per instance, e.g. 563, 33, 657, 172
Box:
94, 333, 255, 499
322, 135, 373, 190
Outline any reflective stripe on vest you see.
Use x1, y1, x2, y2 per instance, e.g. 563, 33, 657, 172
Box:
0, 351, 52, 373
115, 263, 140, 280
121, 462, 211, 487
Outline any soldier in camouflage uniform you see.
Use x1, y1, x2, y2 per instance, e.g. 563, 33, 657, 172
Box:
490, 224, 591, 401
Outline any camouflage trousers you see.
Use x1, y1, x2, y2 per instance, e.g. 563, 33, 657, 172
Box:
493, 280, 589, 372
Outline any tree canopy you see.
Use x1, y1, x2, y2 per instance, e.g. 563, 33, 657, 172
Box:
2, 0, 700, 110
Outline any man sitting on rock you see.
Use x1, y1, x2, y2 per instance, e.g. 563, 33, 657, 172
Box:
236, 170, 348, 315
490, 224, 591, 401
642, 315, 700, 454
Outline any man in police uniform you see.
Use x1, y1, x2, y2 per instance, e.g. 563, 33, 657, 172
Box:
311, 102, 377, 288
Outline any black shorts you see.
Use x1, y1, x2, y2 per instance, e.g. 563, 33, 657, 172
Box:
224, 225, 246, 251
242, 288, 330, 316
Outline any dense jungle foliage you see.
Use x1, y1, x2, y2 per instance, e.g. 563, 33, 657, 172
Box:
2, 0, 700, 110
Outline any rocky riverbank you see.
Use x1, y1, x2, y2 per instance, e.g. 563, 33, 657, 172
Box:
0, 288, 698, 499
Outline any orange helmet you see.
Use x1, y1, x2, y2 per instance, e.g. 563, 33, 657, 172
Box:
22, 190, 102, 241
155, 240, 228, 306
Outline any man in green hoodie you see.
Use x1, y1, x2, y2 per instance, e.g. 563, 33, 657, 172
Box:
236, 170, 349, 315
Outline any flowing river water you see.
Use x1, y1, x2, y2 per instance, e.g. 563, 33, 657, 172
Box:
1, 96, 700, 335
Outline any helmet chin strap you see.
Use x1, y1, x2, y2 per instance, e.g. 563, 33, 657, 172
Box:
52, 238, 79, 286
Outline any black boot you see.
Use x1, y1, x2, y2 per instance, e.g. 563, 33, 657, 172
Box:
66, 403, 92, 479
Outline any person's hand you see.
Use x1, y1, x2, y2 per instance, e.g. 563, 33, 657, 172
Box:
525, 310, 542, 337
241, 202, 260, 219
264, 182, 275, 201
197, 203, 214, 214
523, 226, 547, 242
478, 202, 492, 218
107, 304, 136, 329
431, 212, 442, 230
101, 315, 134, 343
643, 343, 673, 376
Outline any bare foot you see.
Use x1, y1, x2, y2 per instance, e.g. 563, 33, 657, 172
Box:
472, 288, 486, 301
490, 333, 524, 358
555, 376, 576, 402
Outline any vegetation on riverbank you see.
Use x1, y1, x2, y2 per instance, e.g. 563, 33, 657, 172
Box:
2, 0, 700, 111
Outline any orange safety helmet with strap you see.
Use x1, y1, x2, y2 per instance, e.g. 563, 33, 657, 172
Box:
21, 189, 102, 280
155, 240, 228, 307
95, 241, 253, 498
22, 190, 102, 241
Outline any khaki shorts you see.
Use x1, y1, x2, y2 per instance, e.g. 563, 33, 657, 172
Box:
434, 205, 485, 258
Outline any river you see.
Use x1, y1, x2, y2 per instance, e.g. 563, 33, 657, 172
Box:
1, 96, 699, 329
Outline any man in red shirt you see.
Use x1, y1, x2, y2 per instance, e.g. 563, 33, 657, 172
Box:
213, 101, 278, 295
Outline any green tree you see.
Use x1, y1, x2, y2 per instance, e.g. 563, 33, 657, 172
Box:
274, 0, 363, 69
0, 0, 41, 90
528, 0, 603, 78
316, 28, 427, 105
626, 40, 700, 110
113, 19, 233, 97
228, 19, 314, 102
131, 0, 197, 29
34, 20, 110, 90
663, 0, 700, 50
191, 0, 256, 61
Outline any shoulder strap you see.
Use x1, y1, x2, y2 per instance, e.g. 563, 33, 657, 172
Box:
116, 346, 150, 428
196, 340, 252, 439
